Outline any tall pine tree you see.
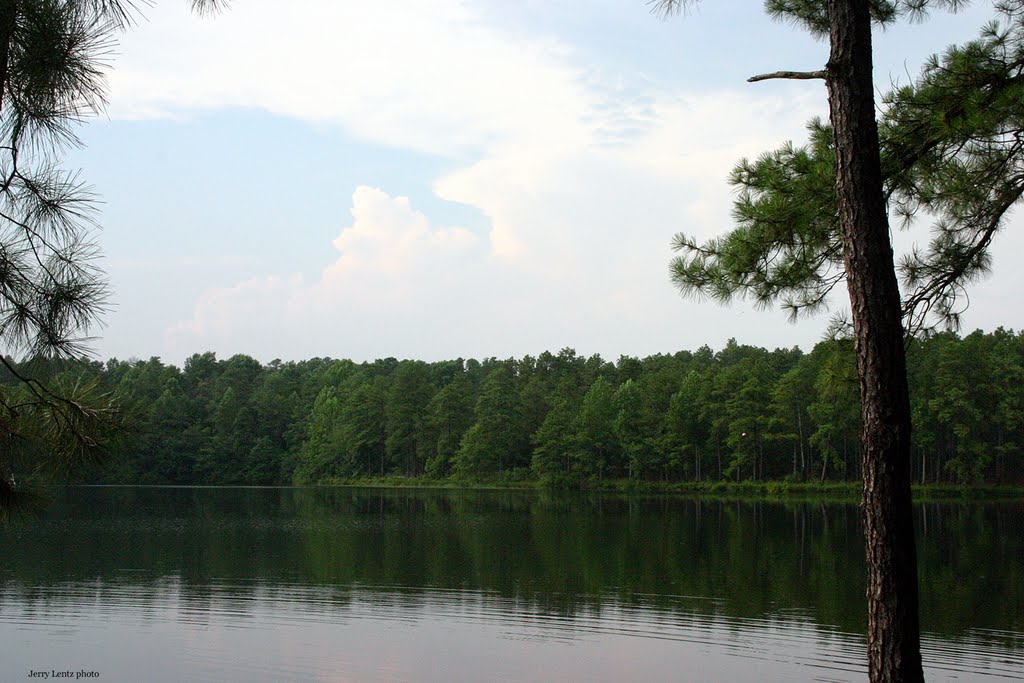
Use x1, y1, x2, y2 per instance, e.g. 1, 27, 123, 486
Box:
650, 1, 1018, 679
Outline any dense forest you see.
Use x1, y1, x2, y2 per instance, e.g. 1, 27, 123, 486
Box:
4, 329, 1022, 488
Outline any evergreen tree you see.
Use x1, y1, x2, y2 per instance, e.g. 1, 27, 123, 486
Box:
989, 328, 1024, 482
723, 358, 775, 481
575, 376, 619, 480
613, 379, 646, 480
530, 383, 581, 481
136, 378, 198, 484
665, 371, 707, 481
666, 5, 1024, 336
423, 375, 474, 478
650, 1, 1009, 677
454, 364, 525, 477
385, 361, 433, 476
0, 0, 224, 515
340, 377, 388, 477
292, 387, 346, 484
245, 436, 282, 486
17, 334, 1024, 489
808, 340, 860, 482
770, 358, 815, 479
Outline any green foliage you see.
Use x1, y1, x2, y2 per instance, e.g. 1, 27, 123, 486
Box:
575, 376, 619, 479
0, 0, 125, 513
292, 387, 344, 485
385, 361, 432, 476
530, 385, 581, 479
665, 371, 705, 479
807, 340, 860, 482
339, 376, 388, 478
770, 357, 816, 479
28, 331, 1017, 490
669, 4, 1024, 334
0, 0, 229, 515
423, 376, 474, 478
763, 0, 964, 38
454, 364, 526, 478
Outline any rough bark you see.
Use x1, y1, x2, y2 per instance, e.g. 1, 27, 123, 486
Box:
824, 1, 924, 681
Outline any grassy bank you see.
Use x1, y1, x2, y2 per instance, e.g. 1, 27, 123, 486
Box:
319, 475, 1024, 501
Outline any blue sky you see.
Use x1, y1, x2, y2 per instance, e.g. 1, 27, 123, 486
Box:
69, 0, 1023, 364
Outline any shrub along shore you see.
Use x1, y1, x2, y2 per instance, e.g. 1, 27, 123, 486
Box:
312, 477, 1024, 501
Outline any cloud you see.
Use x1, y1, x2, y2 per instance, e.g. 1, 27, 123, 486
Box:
116, 1, 837, 362
165, 186, 488, 359
108, 0, 592, 157
433, 86, 824, 274
326, 186, 479, 278
165, 84, 833, 363
108, 0, 824, 258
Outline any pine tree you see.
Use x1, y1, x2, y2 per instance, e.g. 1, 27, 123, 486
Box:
423, 376, 474, 478
668, 3, 1024, 335
0, 0, 225, 515
454, 364, 525, 477
575, 376, 619, 479
650, 1, 1011, 679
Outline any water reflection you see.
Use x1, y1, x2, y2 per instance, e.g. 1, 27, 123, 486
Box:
0, 487, 1021, 682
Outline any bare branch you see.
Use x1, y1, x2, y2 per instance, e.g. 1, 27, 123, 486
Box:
748, 70, 828, 83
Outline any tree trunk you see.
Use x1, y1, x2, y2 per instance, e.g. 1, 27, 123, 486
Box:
797, 408, 806, 477
824, 1, 924, 681
716, 435, 721, 479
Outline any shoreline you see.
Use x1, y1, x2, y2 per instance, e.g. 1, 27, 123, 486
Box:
308, 476, 1024, 501
59, 479, 1024, 502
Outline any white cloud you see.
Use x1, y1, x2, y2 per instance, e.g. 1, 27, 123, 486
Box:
115, 1, 841, 361
166, 186, 488, 359
327, 186, 478, 276
86, 0, 1024, 364
109, 0, 592, 157
165, 83, 834, 363
108, 0, 824, 265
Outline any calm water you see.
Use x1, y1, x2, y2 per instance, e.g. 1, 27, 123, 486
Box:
1, 487, 1022, 682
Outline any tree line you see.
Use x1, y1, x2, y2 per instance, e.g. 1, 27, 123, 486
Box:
4, 329, 1020, 488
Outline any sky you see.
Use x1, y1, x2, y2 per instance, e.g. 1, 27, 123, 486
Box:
66, 0, 1024, 365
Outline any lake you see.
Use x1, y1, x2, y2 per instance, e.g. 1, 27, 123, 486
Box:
1, 487, 1021, 682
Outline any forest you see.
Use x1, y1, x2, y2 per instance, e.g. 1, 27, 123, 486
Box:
2, 328, 1019, 489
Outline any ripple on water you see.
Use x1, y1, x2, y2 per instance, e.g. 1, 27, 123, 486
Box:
3, 579, 1022, 682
